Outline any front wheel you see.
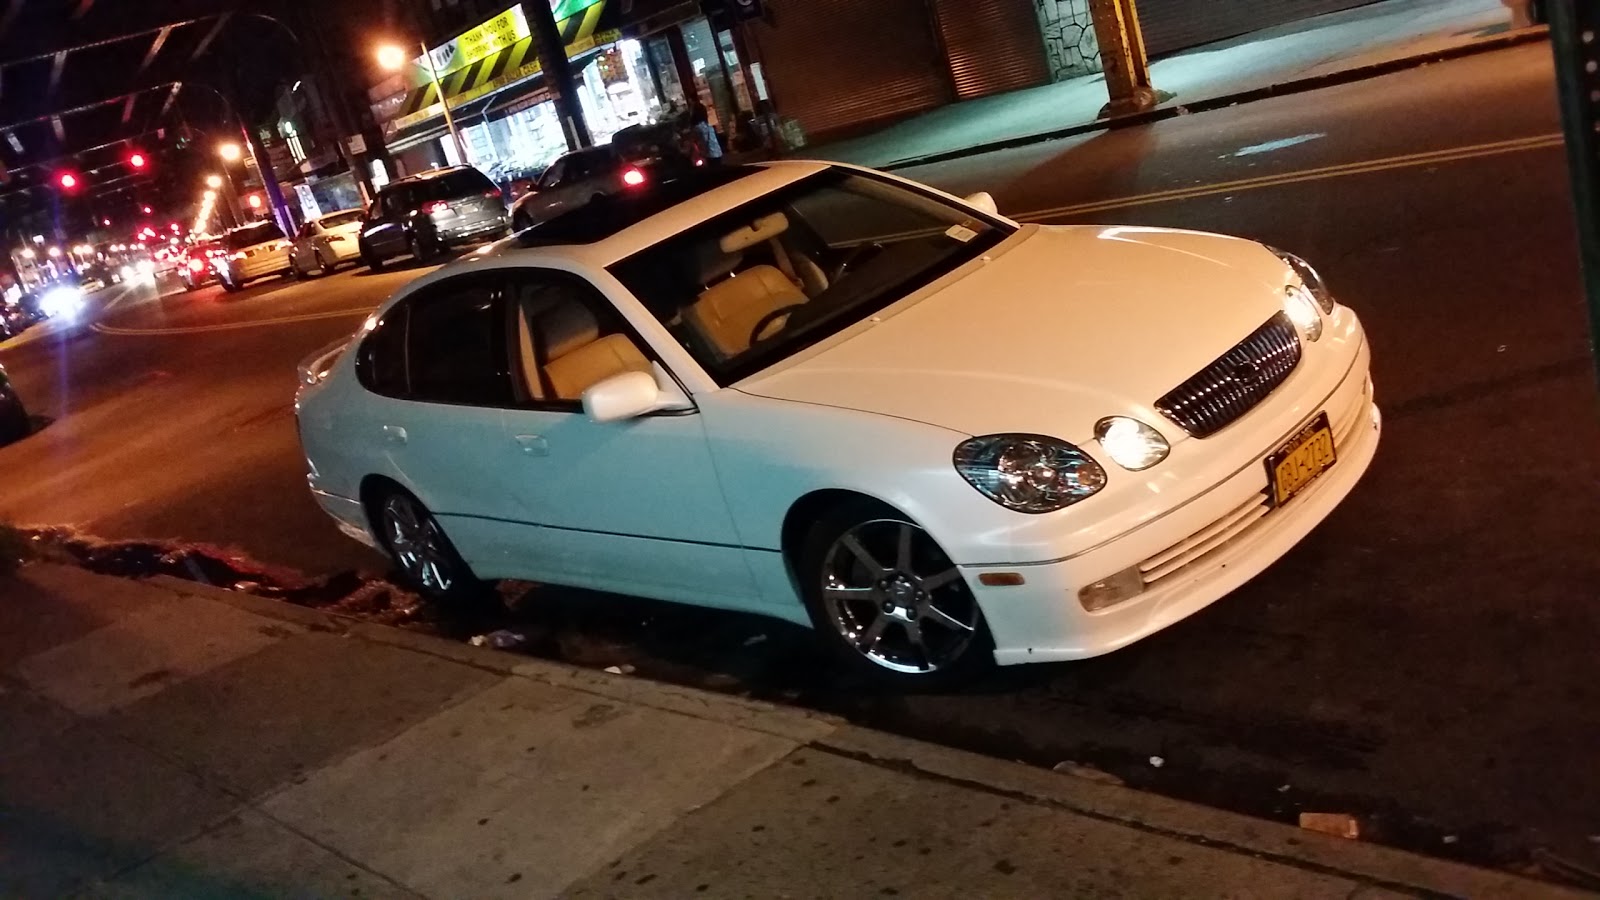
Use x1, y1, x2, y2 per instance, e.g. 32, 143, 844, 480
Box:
220, 277, 243, 293
313, 250, 332, 276
373, 488, 484, 604
800, 499, 992, 689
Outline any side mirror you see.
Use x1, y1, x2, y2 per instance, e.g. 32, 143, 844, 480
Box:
964, 191, 999, 216
582, 368, 691, 423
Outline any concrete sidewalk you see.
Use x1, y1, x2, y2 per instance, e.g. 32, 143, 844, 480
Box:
816, 0, 1542, 170
0, 563, 1583, 899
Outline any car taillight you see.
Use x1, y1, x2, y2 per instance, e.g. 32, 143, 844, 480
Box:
187, 258, 204, 272
484, 188, 502, 199
422, 200, 452, 215
622, 167, 646, 187
230, 251, 247, 260
327, 234, 346, 242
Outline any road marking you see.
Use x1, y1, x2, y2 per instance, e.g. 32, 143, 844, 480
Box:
93, 307, 373, 336
1013, 132, 1565, 221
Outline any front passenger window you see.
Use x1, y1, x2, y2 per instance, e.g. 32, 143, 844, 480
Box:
507, 273, 652, 404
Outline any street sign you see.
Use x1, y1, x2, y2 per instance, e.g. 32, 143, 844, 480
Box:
346, 134, 367, 156
1548, 0, 1600, 390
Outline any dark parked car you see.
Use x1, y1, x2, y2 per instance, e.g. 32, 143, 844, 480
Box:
0, 363, 29, 444
358, 166, 509, 271
510, 127, 694, 231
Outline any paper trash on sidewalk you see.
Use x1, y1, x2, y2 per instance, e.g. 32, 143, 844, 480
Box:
1298, 812, 1360, 840
603, 664, 636, 675
469, 630, 526, 650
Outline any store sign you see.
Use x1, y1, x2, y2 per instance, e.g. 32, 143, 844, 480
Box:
428, 5, 532, 79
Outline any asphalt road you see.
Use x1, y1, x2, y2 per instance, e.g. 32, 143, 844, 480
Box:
3, 41, 1597, 882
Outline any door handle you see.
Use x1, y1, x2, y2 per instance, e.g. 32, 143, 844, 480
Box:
514, 434, 548, 456
382, 425, 408, 446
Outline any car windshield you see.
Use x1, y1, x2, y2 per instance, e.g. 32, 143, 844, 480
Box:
226, 222, 285, 250
609, 168, 1013, 384
319, 211, 364, 229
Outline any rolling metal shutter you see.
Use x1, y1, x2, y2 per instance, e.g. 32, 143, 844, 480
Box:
932, 0, 1050, 100
1136, 0, 1380, 57
748, 0, 951, 141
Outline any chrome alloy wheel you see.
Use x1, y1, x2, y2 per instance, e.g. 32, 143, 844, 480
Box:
380, 494, 456, 594
819, 518, 980, 674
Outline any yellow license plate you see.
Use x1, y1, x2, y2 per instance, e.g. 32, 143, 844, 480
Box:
1267, 412, 1336, 506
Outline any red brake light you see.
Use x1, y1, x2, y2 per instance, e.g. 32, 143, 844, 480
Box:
484, 188, 502, 199
187, 258, 204, 272
421, 200, 451, 215
622, 167, 646, 187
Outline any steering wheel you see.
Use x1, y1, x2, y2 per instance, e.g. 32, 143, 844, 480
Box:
831, 242, 885, 281
748, 304, 808, 348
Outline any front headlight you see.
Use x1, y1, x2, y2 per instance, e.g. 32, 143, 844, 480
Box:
1283, 284, 1323, 342
1094, 417, 1170, 471
1271, 248, 1336, 314
954, 434, 1107, 514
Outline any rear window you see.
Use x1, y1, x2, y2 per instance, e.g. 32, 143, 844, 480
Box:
515, 166, 758, 246
319, 211, 364, 229
416, 169, 495, 201
225, 222, 284, 250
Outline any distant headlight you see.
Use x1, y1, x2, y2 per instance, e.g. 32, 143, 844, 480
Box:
1271, 248, 1336, 314
1094, 417, 1170, 471
119, 265, 135, 281
954, 434, 1107, 514
1283, 284, 1323, 342
39, 286, 84, 320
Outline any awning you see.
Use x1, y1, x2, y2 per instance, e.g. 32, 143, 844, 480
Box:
386, 0, 622, 135
385, 92, 501, 154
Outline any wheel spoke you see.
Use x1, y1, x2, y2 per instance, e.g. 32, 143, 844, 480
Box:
920, 567, 964, 592
823, 585, 873, 605
857, 614, 889, 652
921, 602, 975, 634
902, 619, 930, 671
839, 533, 888, 578
895, 523, 914, 572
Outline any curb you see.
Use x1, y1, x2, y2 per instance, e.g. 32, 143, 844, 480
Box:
127, 566, 1590, 897
878, 26, 1550, 172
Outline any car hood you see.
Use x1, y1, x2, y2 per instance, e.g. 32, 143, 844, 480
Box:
738, 224, 1291, 442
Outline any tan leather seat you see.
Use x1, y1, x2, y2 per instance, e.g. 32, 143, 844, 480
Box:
685, 264, 807, 358
536, 301, 652, 400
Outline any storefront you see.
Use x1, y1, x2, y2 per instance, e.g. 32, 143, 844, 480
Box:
1132, 0, 1377, 56
369, 1, 675, 184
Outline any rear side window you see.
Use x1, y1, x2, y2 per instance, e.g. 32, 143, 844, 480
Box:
405, 279, 514, 406
356, 308, 409, 397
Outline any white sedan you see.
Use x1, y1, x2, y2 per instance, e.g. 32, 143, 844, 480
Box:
296, 161, 1380, 687
290, 209, 366, 277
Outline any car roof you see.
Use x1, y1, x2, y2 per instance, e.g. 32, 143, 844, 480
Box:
486, 160, 831, 269
387, 165, 483, 186
313, 208, 364, 221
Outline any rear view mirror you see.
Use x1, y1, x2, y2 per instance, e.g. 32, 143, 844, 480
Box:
964, 191, 999, 215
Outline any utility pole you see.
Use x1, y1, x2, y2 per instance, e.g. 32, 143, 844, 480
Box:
1087, 0, 1158, 117
527, 0, 591, 150
1548, 0, 1600, 390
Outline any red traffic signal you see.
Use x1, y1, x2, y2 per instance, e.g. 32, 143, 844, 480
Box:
56, 172, 78, 190
141, 206, 152, 215
129, 152, 147, 169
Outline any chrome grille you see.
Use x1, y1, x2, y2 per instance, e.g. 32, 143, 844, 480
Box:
1156, 313, 1302, 438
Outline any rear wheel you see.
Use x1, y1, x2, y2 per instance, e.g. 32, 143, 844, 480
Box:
363, 250, 385, 272
800, 499, 992, 689
372, 487, 484, 604
0, 389, 29, 443
221, 276, 243, 293
409, 233, 437, 265
313, 249, 332, 276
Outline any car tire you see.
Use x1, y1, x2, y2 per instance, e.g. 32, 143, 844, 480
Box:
363, 250, 385, 272
370, 486, 487, 605
798, 498, 993, 690
409, 233, 437, 265
512, 211, 532, 232
314, 250, 332, 276
0, 391, 29, 444
291, 261, 306, 281
221, 277, 243, 293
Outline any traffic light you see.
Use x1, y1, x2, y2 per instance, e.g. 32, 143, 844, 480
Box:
129, 151, 147, 169
56, 171, 78, 190
141, 205, 152, 215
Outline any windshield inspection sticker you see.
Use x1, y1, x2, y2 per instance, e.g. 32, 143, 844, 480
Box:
945, 224, 978, 243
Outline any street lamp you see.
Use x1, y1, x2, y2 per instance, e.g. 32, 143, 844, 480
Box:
377, 41, 468, 164
218, 142, 243, 163
203, 190, 217, 201
205, 174, 223, 189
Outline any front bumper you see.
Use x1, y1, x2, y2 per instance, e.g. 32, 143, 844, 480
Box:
967, 337, 1380, 666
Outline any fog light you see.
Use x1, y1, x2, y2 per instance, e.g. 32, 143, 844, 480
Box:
1095, 416, 1170, 471
1077, 566, 1145, 612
